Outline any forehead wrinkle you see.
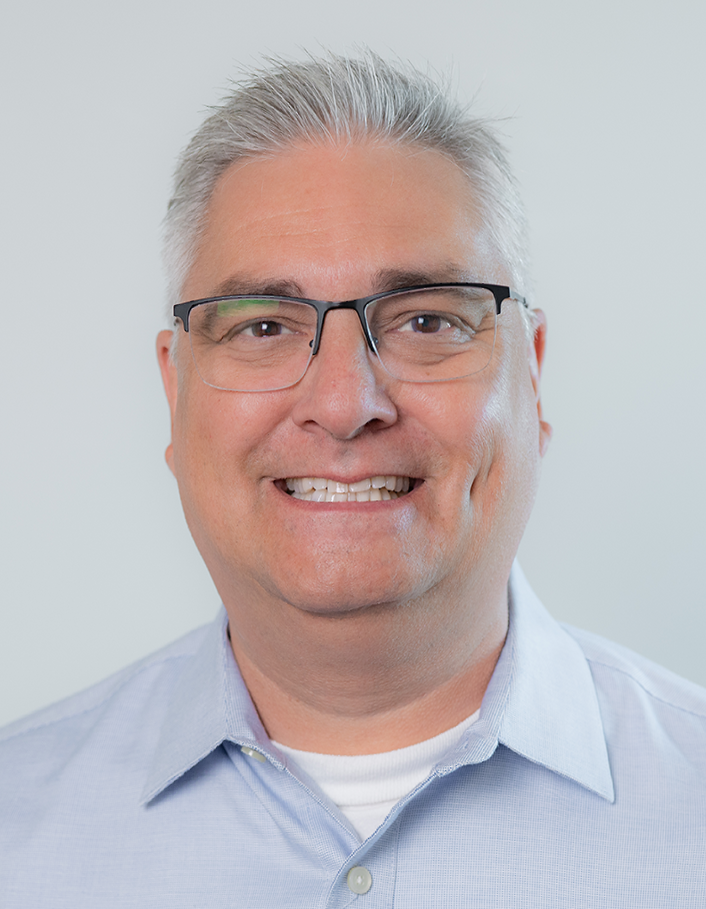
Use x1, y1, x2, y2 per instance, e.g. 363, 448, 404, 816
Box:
193, 145, 505, 301
228, 209, 383, 263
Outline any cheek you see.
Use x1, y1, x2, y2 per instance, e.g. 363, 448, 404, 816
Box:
443, 365, 540, 519
171, 385, 249, 529
436, 382, 508, 491
170, 383, 302, 549
174, 380, 274, 469
462, 399, 502, 483
471, 374, 542, 545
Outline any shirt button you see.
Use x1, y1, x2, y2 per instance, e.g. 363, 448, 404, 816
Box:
240, 746, 266, 763
346, 866, 372, 895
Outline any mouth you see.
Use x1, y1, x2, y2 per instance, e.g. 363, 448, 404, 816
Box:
281, 475, 417, 502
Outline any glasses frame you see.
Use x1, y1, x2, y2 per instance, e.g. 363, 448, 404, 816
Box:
173, 283, 528, 390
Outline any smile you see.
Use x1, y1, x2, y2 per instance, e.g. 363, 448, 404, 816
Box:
284, 476, 413, 502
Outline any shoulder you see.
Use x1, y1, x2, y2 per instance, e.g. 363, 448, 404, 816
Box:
0, 622, 211, 757
562, 623, 706, 762
564, 623, 706, 714
0, 618, 228, 897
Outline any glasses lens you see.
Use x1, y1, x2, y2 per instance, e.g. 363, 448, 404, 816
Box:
187, 297, 316, 391
365, 286, 497, 382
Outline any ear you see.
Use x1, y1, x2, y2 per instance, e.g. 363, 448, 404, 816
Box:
156, 330, 178, 475
527, 309, 552, 457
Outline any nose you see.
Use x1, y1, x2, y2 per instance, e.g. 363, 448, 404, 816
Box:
290, 310, 398, 440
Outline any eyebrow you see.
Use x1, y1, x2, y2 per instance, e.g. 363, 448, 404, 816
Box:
372, 266, 478, 293
205, 264, 479, 302
210, 276, 306, 298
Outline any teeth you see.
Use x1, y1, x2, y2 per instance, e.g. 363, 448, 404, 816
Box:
284, 475, 412, 502
349, 478, 372, 493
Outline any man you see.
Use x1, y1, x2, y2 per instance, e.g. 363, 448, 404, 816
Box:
1, 52, 704, 907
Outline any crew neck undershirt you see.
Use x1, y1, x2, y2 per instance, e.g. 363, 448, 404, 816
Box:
273, 709, 480, 840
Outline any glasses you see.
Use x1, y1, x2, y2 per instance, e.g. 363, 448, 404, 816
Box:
173, 283, 527, 393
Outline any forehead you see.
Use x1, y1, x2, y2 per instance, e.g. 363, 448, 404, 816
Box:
183, 141, 507, 299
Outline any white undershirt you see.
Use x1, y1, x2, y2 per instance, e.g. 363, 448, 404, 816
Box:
273, 709, 480, 840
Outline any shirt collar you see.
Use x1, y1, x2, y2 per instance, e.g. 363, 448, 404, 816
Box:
141, 609, 274, 804
142, 565, 614, 805
437, 564, 615, 802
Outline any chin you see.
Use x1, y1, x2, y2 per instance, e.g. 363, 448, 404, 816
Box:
266, 559, 426, 618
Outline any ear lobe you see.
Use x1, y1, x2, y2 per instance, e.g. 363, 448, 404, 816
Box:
156, 330, 178, 475
527, 309, 552, 457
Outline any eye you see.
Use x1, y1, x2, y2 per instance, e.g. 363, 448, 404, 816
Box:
241, 320, 291, 338
397, 312, 469, 336
398, 313, 452, 334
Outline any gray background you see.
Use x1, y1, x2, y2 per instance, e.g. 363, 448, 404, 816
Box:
1, 0, 704, 726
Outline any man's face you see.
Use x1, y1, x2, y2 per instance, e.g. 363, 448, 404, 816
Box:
158, 142, 549, 621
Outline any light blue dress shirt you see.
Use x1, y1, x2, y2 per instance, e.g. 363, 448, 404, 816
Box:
1, 566, 705, 907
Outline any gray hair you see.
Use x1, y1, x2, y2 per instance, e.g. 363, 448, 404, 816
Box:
163, 51, 532, 315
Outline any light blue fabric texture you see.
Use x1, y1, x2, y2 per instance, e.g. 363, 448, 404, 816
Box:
1, 566, 705, 907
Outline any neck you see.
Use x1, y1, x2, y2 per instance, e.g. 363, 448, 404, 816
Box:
225, 582, 508, 755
